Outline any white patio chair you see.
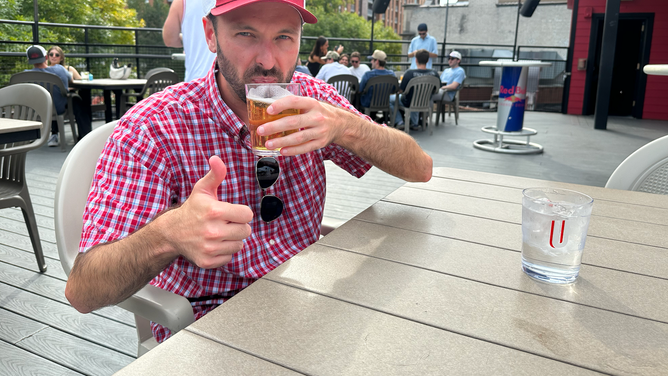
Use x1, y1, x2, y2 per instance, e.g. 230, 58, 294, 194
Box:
54, 121, 195, 357
395, 75, 440, 134
0, 83, 53, 273
605, 135, 668, 194
10, 71, 79, 151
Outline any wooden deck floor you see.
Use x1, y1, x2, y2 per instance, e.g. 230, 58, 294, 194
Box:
1, 112, 667, 375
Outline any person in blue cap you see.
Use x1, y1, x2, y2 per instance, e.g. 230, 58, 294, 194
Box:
407, 23, 438, 70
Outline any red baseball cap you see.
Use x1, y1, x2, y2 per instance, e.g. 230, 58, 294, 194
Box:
209, 0, 317, 24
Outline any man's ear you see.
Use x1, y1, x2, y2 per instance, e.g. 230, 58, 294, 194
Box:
203, 16, 217, 54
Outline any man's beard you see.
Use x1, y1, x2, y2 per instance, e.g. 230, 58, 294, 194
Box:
216, 41, 297, 103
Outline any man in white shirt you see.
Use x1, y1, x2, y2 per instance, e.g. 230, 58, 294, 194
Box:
163, 0, 217, 81
348, 51, 370, 81
315, 51, 354, 83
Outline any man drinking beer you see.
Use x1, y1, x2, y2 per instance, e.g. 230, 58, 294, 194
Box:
66, 0, 433, 343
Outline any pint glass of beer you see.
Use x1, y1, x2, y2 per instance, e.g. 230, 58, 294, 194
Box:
245, 83, 301, 157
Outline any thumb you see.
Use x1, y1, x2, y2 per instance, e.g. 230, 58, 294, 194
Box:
194, 155, 227, 196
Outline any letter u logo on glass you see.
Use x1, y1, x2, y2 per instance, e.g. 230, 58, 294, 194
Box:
549, 220, 569, 248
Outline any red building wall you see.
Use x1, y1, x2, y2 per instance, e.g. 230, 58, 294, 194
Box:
568, 0, 668, 120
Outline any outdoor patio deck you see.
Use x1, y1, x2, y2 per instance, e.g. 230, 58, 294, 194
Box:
1, 111, 667, 375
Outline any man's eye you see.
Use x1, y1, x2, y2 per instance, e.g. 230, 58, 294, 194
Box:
278, 35, 291, 40
239, 32, 252, 37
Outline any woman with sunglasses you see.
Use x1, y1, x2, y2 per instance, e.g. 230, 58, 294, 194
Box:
307, 36, 344, 76
47, 46, 82, 80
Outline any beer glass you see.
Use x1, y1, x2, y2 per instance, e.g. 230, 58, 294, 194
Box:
245, 83, 301, 157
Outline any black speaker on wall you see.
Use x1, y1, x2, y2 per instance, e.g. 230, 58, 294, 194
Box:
372, 0, 391, 14
520, 0, 541, 17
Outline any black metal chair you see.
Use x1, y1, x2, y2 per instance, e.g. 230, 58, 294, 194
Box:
10, 71, 79, 151
120, 71, 180, 115
395, 75, 441, 134
0, 83, 53, 272
327, 74, 359, 104
360, 75, 399, 127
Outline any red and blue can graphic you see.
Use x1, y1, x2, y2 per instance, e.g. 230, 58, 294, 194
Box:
496, 66, 528, 132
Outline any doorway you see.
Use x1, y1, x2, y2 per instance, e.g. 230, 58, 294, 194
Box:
583, 13, 653, 118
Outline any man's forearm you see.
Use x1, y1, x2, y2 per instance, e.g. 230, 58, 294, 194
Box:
65, 214, 177, 313
336, 110, 432, 182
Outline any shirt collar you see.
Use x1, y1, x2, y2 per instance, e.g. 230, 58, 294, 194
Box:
205, 61, 247, 139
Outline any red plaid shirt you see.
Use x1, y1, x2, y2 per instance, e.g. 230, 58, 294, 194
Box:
80, 66, 374, 342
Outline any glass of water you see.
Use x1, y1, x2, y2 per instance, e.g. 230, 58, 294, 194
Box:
521, 187, 594, 284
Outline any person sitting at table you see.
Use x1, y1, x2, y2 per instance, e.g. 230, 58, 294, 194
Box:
339, 53, 350, 67
307, 36, 343, 76
294, 58, 311, 76
432, 51, 466, 103
315, 51, 354, 83
64, 0, 433, 344
390, 49, 439, 130
47, 46, 82, 81
25, 45, 92, 146
358, 49, 396, 121
348, 51, 370, 82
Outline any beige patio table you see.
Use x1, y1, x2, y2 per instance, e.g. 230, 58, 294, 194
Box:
643, 64, 668, 76
0, 118, 41, 144
115, 167, 668, 375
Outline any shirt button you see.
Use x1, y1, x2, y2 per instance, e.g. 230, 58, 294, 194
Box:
269, 239, 276, 245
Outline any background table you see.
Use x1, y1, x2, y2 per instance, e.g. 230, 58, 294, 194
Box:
643, 64, 668, 76
474, 60, 551, 154
70, 79, 147, 123
116, 167, 668, 375
0, 119, 41, 144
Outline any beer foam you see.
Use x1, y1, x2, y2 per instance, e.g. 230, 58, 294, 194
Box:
247, 85, 295, 104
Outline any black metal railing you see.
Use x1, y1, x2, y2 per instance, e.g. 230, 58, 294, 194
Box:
1, 19, 568, 111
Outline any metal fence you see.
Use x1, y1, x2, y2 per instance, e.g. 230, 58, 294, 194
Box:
1, 19, 568, 110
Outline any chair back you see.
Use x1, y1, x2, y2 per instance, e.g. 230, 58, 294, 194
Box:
403, 75, 441, 111
0, 83, 53, 156
605, 135, 668, 194
142, 71, 180, 97
10, 71, 68, 115
55, 121, 195, 356
145, 67, 175, 80
55, 121, 116, 275
327, 74, 359, 103
362, 75, 399, 111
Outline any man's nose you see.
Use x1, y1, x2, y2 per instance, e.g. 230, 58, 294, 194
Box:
254, 42, 276, 70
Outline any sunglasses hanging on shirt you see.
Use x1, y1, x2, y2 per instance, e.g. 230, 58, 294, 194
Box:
255, 157, 283, 223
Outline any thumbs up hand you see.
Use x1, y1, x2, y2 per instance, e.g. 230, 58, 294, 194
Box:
161, 156, 253, 269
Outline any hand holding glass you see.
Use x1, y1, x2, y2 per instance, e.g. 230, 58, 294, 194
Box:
245, 83, 301, 157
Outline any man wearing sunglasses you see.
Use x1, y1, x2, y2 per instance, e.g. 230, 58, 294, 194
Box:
407, 23, 438, 70
348, 51, 370, 82
434, 51, 466, 102
66, 0, 433, 344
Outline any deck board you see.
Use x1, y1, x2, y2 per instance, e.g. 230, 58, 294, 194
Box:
0, 282, 137, 357
0, 339, 83, 376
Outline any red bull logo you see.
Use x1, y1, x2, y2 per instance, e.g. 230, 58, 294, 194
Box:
499, 85, 526, 96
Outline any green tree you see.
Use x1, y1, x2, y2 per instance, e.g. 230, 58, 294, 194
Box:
0, 0, 142, 86
127, 0, 170, 45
